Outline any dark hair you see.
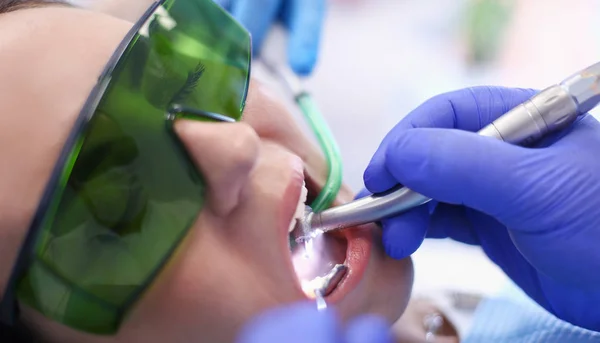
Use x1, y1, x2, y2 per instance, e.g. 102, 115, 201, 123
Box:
0, 0, 65, 14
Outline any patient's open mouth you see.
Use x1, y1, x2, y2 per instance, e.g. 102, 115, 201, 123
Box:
287, 182, 346, 298
287, 180, 370, 302
290, 223, 348, 298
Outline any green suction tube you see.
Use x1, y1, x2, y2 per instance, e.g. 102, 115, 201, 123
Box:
296, 93, 343, 212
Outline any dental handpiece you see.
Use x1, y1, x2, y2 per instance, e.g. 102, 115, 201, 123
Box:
307, 61, 600, 234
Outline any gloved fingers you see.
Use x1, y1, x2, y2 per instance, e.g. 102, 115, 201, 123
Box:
428, 204, 480, 245
283, 0, 326, 75
364, 87, 537, 194
354, 188, 372, 200
236, 302, 341, 343
545, 114, 600, 150
231, 0, 281, 55
400, 86, 538, 132
381, 205, 429, 259
429, 205, 555, 301
460, 211, 553, 299
381, 128, 536, 217
364, 153, 399, 194
344, 315, 394, 343
382, 202, 480, 258
527, 114, 597, 150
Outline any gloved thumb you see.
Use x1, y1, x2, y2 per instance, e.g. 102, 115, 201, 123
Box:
376, 127, 534, 219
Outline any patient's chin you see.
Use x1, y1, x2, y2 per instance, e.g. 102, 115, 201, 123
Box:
336, 234, 414, 325
371, 228, 414, 322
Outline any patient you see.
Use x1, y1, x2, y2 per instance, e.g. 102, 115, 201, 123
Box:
0, 1, 420, 342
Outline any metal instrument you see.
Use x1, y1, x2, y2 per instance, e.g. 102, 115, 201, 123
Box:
302, 61, 600, 234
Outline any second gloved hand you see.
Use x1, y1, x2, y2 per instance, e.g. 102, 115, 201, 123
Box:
214, 0, 326, 75
236, 302, 392, 343
363, 86, 600, 332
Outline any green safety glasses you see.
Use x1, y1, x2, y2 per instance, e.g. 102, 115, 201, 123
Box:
0, 0, 251, 335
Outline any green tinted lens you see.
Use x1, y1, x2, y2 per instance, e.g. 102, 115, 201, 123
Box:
15, 0, 250, 334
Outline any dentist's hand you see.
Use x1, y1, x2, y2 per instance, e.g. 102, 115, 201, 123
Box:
363, 86, 600, 331
214, 0, 326, 75
237, 303, 392, 343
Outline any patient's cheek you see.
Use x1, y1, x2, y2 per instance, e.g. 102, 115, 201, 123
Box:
241, 81, 356, 203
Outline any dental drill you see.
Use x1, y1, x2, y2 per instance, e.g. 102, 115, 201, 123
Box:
297, 61, 600, 235
269, 60, 600, 311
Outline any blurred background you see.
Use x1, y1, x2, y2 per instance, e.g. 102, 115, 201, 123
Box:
254, 0, 600, 335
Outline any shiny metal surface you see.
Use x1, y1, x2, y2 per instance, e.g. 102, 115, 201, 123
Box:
307, 61, 600, 234
315, 264, 348, 296
485, 85, 578, 146
561, 61, 600, 114
310, 187, 431, 232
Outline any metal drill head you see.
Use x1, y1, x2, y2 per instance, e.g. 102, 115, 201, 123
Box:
561, 61, 600, 114
301, 263, 347, 299
316, 264, 348, 296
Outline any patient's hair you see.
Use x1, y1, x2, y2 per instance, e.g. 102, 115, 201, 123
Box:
0, 0, 64, 13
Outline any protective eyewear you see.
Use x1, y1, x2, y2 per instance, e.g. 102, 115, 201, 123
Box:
0, 0, 251, 334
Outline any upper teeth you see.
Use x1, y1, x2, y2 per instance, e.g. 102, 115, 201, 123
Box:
289, 182, 308, 233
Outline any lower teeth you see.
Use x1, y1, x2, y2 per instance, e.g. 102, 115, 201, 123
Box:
301, 264, 348, 298
290, 230, 347, 298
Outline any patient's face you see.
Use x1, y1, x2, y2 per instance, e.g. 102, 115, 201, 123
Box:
0, 6, 413, 343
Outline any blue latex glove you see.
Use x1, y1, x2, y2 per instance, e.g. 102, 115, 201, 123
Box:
213, 0, 326, 75
236, 302, 393, 343
363, 86, 600, 332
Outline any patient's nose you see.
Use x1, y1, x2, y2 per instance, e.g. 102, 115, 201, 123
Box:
174, 121, 259, 216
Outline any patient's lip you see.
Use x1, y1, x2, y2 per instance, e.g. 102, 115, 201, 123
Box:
325, 226, 372, 304
277, 159, 313, 298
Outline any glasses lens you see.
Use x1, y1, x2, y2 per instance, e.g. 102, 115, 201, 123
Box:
14, 0, 250, 334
